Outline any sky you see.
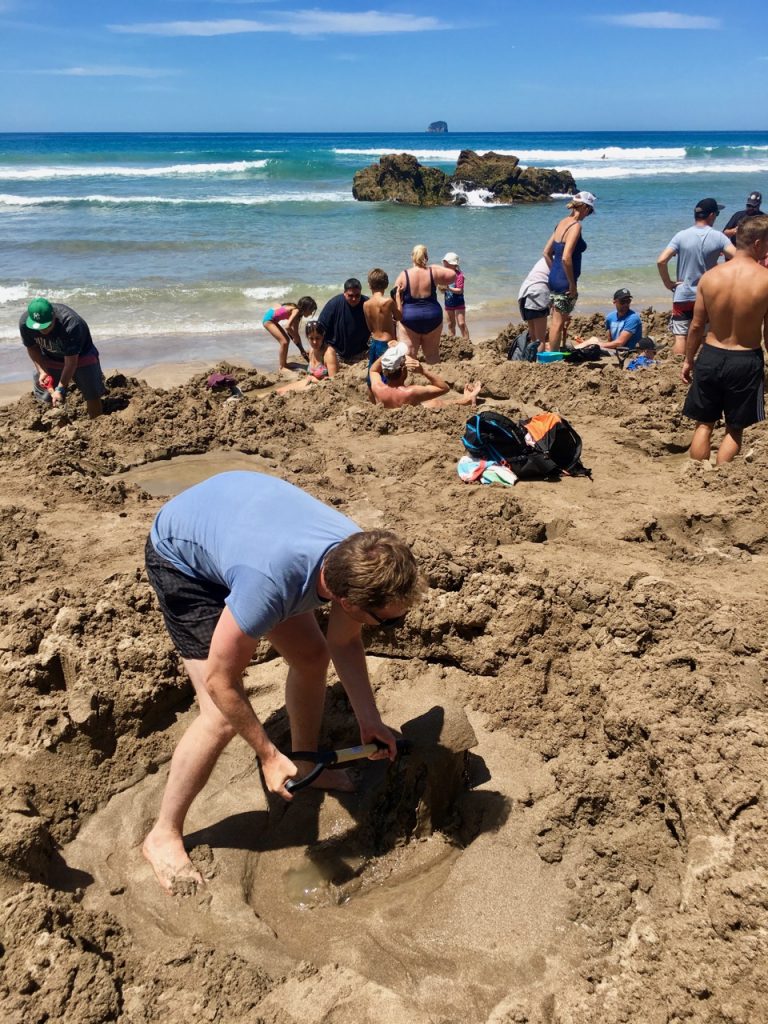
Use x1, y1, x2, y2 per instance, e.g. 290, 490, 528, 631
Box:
0, 0, 766, 132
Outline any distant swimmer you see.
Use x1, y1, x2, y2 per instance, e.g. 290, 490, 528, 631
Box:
601, 153, 606, 159
681, 215, 768, 464
657, 197, 735, 357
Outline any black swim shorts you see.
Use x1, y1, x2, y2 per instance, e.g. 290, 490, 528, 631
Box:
683, 343, 766, 429
145, 536, 229, 660
518, 298, 548, 322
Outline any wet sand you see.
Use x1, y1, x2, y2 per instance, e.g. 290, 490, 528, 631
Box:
1, 314, 767, 1023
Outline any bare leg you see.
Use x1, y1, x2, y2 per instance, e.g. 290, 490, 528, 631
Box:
143, 658, 237, 892
267, 613, 354, 792
86, 398, 103, 418
548, 308, 565, 352
456, 309, 470, 341
263, 320, 291, 369
716, 425, 743, 464
417, 326, 443, 364
689, 422, 714, 461
423, 381, 482, 410
446, 309, 456, 336
276, 377, 313, 396
528, 316, 548, 349
673, 332, 687, 357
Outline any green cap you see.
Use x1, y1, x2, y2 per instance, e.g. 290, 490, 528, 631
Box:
26, 297, 54, 331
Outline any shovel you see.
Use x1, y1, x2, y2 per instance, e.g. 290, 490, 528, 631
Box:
285, 738, 411, 792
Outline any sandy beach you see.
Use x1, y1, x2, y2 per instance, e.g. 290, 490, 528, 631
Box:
1, 314, 767, 1024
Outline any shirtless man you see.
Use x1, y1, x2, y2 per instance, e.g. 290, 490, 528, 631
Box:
364, 268, 400, 401
681, 215, 768, 464
369, 342, 481, 410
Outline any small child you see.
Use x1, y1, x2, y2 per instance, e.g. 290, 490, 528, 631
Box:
363, 268, 401, 401
441, 252, 470, 341
276, 321, 334, 394
262, 296, 317, 369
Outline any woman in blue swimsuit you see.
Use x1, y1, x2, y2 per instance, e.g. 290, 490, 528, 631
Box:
395, 244, 457, 363
543, 191, 596, 351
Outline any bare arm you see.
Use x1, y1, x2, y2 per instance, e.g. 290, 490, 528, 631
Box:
657, 247, 678, 292
601, 329, 635, 351
285, 309, 308, 355
681, 288, 708, 384
723, 244, 736, 261
542, 232, 555, 266
205, 608, 298, 795
326, 602, 396, 758
432, 265, 457, 288
560, 224, 582, 294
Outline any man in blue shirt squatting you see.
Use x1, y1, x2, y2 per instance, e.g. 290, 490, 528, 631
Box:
571, 288, 644, 354
143, 471, 423, 892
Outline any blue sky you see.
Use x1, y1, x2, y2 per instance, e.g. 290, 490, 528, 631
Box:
0, 1, 766, 131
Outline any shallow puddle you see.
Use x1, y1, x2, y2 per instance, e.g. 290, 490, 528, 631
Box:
116, 450, 277, 497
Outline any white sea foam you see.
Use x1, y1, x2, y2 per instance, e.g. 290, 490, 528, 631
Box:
243, 286, 289, 301
0, 284, 29, 303
563, 159, 768, 179
0, 191, 353, 208
0, 160, 269, 180
451, 184, 511, 207
334, 146, 688, 162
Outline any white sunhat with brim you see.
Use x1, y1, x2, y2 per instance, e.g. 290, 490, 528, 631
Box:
381, 341, 409, 374
442, 251, 460, 266
571, 191, 597, 210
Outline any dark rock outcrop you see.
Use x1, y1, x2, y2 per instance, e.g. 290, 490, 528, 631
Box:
352, 154, 453, 207
352, 149, 577, 206
427, 121, 448, 133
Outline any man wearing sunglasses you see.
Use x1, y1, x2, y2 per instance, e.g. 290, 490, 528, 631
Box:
317, 277, 371, 366
143, 471, 423, 892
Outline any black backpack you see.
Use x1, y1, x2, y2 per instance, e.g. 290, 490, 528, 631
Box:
566, 344, 603, 365
522, 413, 592, 478
462, 410, 561, 481
507, 328, 540, 363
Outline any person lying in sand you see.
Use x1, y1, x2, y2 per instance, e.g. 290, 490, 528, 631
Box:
143, 471, 423, 893
276, 320, 334, 395
369, 342, 481, 410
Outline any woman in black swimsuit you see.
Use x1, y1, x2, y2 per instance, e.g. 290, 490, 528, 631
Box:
395, 244, 457, 363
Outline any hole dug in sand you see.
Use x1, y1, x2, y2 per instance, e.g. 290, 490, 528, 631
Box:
53, 665, 590, 1022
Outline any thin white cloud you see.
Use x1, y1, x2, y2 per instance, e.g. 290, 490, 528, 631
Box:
598, 11, 720, 30
28, 65, 177, 78
110, 10, 449, 37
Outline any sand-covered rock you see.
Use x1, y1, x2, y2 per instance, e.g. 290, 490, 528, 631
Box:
1, 317, 768, 1023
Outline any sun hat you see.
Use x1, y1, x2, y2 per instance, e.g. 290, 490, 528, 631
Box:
694, 198, 724, 218
613, 288, 632, 301
571, 191, 597, 210
442, 252, 460, 266
381, 342, 409, 374
26, 297, 54, 331
747, 191, 763, 208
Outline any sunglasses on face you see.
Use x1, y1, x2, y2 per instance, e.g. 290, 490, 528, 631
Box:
366, 609, 408, 629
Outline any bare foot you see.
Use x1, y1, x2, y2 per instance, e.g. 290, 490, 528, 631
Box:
464, 381, 482, 407
142, 829, 204, 894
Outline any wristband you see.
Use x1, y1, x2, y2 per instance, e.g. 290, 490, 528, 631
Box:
55, 384, 68, 396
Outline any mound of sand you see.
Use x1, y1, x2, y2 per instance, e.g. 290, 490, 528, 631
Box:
1, 316, 767, 1023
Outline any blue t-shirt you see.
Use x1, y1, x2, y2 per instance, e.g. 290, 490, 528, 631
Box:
605, 309, 642, 349
150, 472, 360, 638
666, 225, 730, 303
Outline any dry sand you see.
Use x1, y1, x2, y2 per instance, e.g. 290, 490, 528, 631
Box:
1, 313, 767, 1023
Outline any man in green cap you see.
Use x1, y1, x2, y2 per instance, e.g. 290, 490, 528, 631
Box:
19, 298, 105, 418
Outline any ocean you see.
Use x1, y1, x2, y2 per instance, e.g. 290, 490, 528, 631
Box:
1, 130, 767, 379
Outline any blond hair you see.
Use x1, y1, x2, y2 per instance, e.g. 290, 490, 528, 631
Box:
735, 214, 768, 251
411, 244, 429, 268
323, 530, 424, 609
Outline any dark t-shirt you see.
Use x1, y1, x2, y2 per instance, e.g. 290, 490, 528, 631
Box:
723, 208, 765, 232
317, 293, 370, 361
19, 303, 99, 366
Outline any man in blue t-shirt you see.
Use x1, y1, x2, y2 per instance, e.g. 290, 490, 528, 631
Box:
142, 471, 423, 892
571, 288, 644, 354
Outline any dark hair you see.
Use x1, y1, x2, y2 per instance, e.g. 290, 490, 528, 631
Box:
297, 296, 317, 316
735, 214, 768, 251
343, 278, 362, 292
305, 319, 327, 339
367, 268, 389, 291
323, 530, 424, 609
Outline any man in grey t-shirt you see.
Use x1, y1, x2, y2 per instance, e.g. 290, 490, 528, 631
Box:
657, 198, 735, 356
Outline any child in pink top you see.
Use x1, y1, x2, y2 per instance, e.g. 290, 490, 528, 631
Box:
441, 253, 470, 341
262, 296, 317, 369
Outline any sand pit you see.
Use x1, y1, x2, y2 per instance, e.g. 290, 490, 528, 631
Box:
1, 318, 768, 1022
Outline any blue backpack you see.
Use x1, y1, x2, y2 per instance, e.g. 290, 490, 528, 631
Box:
461, 410, 561, 481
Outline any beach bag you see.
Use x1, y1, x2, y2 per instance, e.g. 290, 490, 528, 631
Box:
566, 344, 603, 365
462, 411, 561, 481
522, 412, 591, 478
507, 329, 540, 363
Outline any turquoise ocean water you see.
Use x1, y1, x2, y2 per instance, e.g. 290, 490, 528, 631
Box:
1, 130, 767, 377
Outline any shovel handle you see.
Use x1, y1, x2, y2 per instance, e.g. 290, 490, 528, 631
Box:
285, 740, 408, 793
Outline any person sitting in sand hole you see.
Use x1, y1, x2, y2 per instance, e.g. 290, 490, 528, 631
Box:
262, 296, 317, 370
369, 341, 481, 410
363, 267, 401, 402
143, 471, 424, 893
276, 321, 335, 395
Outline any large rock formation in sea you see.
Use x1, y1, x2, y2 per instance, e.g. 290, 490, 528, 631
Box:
352, 149, 577, 206
427, 121, 448, 133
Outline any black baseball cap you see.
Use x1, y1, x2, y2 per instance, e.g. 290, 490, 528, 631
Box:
694, 197, 724, 218
613, 288, 632, 302
747, 191, 762, 207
